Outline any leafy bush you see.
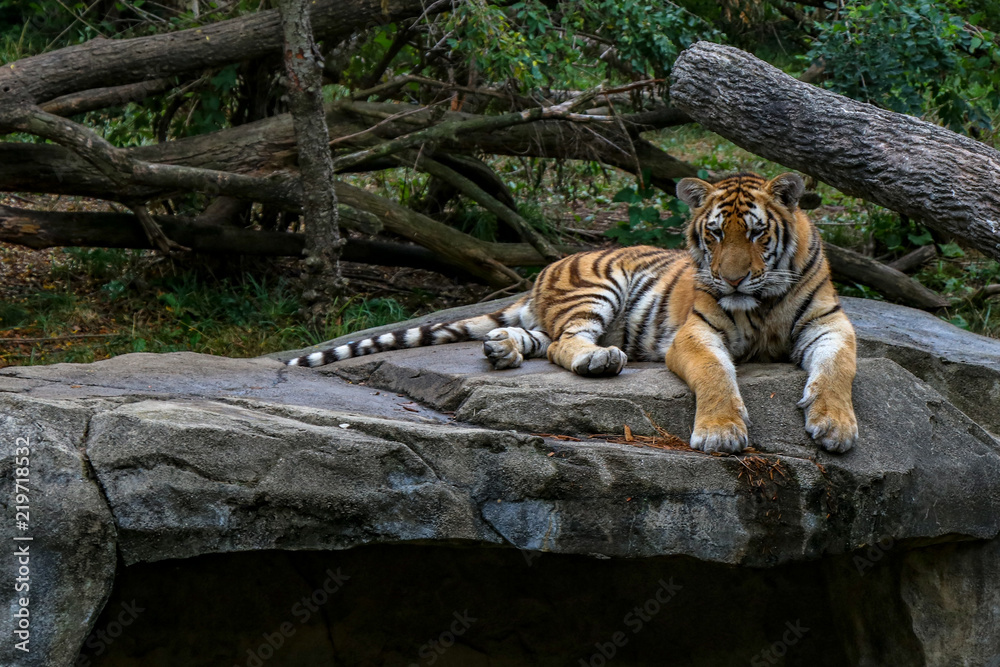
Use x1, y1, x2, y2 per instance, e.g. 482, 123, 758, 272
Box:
605, 172, 687, 248
805, 0, 1000, 130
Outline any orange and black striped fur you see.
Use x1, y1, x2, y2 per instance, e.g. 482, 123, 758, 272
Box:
288, 172, 858, 454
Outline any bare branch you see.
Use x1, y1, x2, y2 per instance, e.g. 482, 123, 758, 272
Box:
40, 78, 176, 117
400, 149, 563, 262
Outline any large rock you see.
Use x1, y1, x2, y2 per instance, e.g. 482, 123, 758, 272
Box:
0, 396, 117, 667
1, 297, 999, 666
846, 296, 1000, 436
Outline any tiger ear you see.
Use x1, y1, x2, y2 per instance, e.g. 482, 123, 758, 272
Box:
676, 178, 714, 210
767, 173, 805, 210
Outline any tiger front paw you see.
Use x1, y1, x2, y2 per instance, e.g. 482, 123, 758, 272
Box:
483, 330, 523, 370
799, 390, 858, 453
571, 346, 627, 377
690, 417, 749, 454
691, 398, 750, 454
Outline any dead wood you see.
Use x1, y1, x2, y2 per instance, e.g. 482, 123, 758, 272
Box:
280, 0, 346, 317
824, 243, 949, 310
670, 42, 1000, 263
887, 245, 937, 274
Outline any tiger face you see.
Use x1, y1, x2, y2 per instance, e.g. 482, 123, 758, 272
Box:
676, 172, 806, 312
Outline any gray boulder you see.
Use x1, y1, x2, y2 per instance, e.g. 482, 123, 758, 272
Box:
1, 296, 999, 666
0, 396, 117, 667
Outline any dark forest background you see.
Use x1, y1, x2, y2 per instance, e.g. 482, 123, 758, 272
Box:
0, 0, 998, 365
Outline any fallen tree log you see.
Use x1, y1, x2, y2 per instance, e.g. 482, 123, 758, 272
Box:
887, 244, 937, 274
0, 0, 451, 105
0, 204, 472, 276
823, 243, 948, 310
0, 205, 305, 256
0, 102, 695, 203
0, 205, 946, 309
0, 181, 530, 287
669, 42, 1000, 263
0, 205, 583, 272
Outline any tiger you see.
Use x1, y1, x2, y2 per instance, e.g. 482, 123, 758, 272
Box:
287, 172, 858, 454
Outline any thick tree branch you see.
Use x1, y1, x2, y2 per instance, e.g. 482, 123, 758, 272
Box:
0, 0, 457, 104
824, 243, 949, 310
970, 284, 1000, 302
0, 204, 383, 254
887, 244, 937, 274
334, 181, 526, 287
400, 149, 563, 262
4, 105, 303, 207
40, 78, 176, 117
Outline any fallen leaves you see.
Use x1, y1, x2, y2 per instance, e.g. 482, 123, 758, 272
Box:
736, 455, 788, 502
533, 415, 690, 452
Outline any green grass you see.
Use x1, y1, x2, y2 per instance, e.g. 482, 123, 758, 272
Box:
1, 249, 412, 366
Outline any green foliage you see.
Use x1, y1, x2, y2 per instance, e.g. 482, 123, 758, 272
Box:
323, 297, 411, 343
517, 201, 556, 237
835, 281, 885, 301
450, 206, 500, 242
915, 253, 1000, 335
442, 0, 720, 91
52, 247, 142, 281
0, 301, 30, 328
862, 208, 934, 253
605, 172, 687, 248
184, 65, 241, 136
939, 241, 966, 258
805, 0, 1000, 130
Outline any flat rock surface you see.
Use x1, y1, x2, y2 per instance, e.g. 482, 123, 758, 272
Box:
0, 351, 447, 423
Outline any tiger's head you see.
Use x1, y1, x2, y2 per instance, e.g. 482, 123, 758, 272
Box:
676, 172, 806, 312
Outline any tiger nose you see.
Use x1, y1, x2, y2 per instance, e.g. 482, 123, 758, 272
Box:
725, 273, 749, 287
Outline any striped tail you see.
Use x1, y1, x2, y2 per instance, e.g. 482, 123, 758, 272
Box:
286, 298, 530, 368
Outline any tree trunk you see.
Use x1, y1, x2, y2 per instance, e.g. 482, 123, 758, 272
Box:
280, 0, 344, 323
669, 42, 1000, 263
